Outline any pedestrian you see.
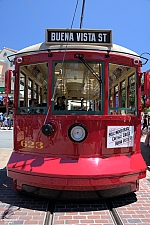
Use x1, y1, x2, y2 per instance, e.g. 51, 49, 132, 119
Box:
3, 116, 8, 130
144, 130, 150, 146
8, 111, 13, 130
0, 112, 3, 129
141, 112, 144, 126
142, 114, 148, 130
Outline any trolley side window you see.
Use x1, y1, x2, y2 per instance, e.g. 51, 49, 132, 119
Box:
18, 62, 48, 114
52, 61, 103, 114
109, 63, 137, 115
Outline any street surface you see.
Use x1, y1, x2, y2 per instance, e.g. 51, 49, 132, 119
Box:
0, 128, 13, 149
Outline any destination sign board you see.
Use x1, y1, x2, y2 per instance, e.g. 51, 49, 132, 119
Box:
46, 29, 112, 46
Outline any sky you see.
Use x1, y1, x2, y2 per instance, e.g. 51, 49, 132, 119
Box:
1, 0, 150, 71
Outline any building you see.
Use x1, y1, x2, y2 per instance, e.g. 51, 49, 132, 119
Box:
0, 47, 17, 111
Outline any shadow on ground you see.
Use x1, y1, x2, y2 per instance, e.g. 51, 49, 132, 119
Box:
141, 141, 150, 166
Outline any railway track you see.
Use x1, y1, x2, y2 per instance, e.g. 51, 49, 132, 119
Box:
1, 177, 150, 224
0, 173, 126, 225
0, 174, 138, 225
43, 198, 124, 225
106, 200, 124, 225
44, 200, 56, 225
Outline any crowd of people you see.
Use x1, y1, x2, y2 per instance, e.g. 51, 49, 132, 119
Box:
0, 111, 13, 130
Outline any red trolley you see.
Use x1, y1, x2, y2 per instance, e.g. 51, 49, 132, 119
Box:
6, 29, 147, 198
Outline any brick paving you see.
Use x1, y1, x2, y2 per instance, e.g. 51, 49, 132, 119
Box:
0, 177, 48, 225
53, 201, 114, 225
0, 150, 12, 170
112, 178, 150, 225
52, 178, 150, 225
1, 178, 150, 225
0, 134, 150, 224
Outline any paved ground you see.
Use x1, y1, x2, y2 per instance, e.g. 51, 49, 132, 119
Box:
0, 130, 150, 224
140, 133, 150, 178
0, 128, 13, 170
0, 129, 13, 149
0, 150, 12, 170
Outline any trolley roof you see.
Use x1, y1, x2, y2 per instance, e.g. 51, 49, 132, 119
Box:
17, 42, 139, 58
16, 29, 139, 58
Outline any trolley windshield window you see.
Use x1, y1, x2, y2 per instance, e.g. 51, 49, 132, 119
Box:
109, 63, 137, 115
53, 61, 103, 114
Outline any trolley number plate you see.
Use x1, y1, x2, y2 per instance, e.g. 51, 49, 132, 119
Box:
20, 140, 44, 149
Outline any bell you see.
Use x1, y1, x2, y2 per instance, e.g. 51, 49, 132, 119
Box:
41, 123, 54, 136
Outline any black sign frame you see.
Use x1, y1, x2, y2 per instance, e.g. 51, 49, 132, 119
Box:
45, 29, 112, 46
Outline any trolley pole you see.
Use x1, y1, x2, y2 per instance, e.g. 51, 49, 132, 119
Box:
80, 0, 86, 29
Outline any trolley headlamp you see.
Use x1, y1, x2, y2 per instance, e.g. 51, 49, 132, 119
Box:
68, 123, 88, 143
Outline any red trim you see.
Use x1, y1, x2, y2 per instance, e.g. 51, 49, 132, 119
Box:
104, 60, 108, 114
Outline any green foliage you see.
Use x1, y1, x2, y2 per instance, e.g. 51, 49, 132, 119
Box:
142, 108, 150, 113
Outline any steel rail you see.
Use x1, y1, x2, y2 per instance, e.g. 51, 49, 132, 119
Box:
106, 200, 124, 225
43, 200, 56, 225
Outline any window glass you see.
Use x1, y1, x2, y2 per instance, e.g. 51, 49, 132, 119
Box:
128, 74, 135, 107
53, 61, 103, 113
18, 62, 48, 114
109, 63, 136, 115
121, 80, 126, 108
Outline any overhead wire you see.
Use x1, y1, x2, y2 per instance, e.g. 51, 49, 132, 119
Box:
61, 0, 79, 67
27, 0, 44, 31
80, 0, 86, 29
51, 0, 80, 101
27, 0, 82, 122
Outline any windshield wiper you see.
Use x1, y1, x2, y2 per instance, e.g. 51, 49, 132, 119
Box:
75, 54, 102, 83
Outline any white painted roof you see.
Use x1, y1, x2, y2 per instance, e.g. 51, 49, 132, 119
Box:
17, 42, 139, 57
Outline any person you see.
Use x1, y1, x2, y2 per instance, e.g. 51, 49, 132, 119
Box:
80, 98, 85, 110
3, 116, 8, 130
142, 114, 148, 130
54, 96, 66, 110
144, 130, 150, 146
8, 111, 13, 130
38, 102, 47, 114
0, 113, 3, 129
141, 112, 144, 125
29, 99, 38, 114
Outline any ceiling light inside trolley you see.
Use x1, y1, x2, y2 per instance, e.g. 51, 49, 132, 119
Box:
90, 78, 95, 81
55, 71, 60, 75
87, 82, 91, 86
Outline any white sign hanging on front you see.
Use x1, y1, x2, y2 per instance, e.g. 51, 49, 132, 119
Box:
107, 126, 134, 148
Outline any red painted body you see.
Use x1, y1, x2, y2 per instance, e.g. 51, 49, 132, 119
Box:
6, 44, 147, 196
144, 72, 150, 107
8, 152, 145, 191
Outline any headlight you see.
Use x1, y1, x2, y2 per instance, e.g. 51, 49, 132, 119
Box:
68, 123, 88, 142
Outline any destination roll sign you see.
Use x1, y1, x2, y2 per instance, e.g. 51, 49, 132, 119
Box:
46, 29, 112, 46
